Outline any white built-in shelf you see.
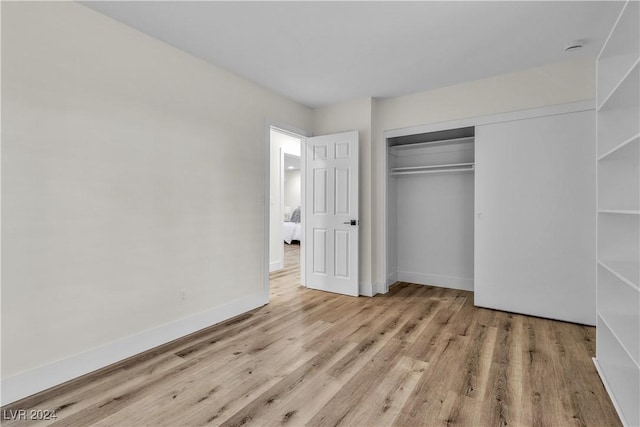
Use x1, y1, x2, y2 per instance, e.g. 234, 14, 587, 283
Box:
597, 61, 639, 157
599, 53, 640, 105
598, 264, 639, 366
597, 0, 639, 105
598, 310, 639, 368
598, 259, 640, 290
598, 137, 639, 212
598, 57, 640, 112
598, 58, 639, 114
596, 316, 640, 427
596, 2, 640, 425
598, 314, 640, 372
391, 136, 474, 151
598, 214, 639, 271
390, 137, 475, 176
598, 133, 639, 161
599, 210, 640, 215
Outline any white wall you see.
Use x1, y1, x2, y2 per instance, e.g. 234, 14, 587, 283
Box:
284, 170, 301, 210
1, 2, 312, 404
372, 58, 596, 284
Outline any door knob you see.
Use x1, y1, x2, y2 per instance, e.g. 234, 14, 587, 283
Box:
343, 220, 359, 226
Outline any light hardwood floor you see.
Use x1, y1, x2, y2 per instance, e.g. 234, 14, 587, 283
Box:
2, 243, 621, 426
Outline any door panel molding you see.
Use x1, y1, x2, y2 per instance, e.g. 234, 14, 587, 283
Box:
305, 131, 359, 296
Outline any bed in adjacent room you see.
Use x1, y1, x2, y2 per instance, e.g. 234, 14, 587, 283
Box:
283, 206, 301, 244
283, 221, 301, 244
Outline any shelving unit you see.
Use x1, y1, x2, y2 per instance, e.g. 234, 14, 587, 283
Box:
388, 132, 475, 176
595, 2, 640, 426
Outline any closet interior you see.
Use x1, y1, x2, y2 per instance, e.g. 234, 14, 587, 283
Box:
387, 126, 475, 292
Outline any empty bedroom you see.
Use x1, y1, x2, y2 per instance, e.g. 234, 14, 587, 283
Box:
2, 1, 639, 426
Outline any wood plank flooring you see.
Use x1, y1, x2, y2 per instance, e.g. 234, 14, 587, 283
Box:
2, 243, 621, 426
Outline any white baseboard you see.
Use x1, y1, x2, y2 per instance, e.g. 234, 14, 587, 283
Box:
269, 260, 283, 272
396, 271, 473, 292
592, 357, 629, 427
1, 293, 267, 406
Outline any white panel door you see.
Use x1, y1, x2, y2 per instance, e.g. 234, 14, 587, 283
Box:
305, 131, 359, 296
474, 110, 596, 325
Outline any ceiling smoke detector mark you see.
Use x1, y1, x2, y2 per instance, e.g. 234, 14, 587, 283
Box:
564, 40, 584, 52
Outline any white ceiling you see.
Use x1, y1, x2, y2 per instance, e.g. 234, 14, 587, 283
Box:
83, 1, 622, 108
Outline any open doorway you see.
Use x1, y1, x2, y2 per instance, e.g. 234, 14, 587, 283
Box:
265, 128, 360, 299
268, 127, 304, 297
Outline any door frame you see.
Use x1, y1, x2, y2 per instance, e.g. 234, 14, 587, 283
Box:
263, 120, 309, 302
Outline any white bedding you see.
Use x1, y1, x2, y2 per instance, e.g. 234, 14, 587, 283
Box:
283, 221, 302, 244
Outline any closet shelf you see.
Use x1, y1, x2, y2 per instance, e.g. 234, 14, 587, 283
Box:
598, 259, 640, 290
598, 307, 640, 361
598, 57, 640, 112
598, 209, 640, 215
598, 133, 640, 161
390, 162, 474, 176
598, 314, 640, 371
391, 136, 474, 151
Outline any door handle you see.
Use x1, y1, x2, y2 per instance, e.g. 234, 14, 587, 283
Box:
343, 220, 359, 226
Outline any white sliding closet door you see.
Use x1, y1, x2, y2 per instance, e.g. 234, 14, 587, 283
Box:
474, 111, 596, 325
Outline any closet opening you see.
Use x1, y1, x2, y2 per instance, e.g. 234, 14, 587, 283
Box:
386, 126, 475, 293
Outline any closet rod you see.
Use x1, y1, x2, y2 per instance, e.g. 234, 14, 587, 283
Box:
390, 167, 475, 176
391, 136, 475, 150
391, 162, 474, 172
